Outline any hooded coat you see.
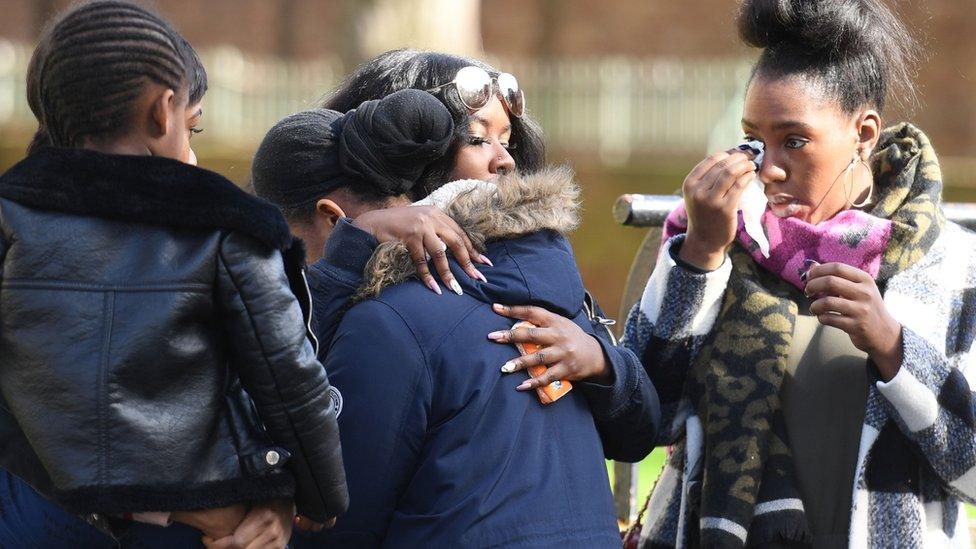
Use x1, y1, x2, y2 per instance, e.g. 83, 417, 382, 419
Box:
299, 167, 660, 548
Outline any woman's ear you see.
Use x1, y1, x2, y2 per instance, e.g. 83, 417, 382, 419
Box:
856, 109, 881, 160
315, 198, 346, 228
148, 88, 177, 139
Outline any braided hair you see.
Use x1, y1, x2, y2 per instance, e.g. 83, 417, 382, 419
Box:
26, 0, 207, 152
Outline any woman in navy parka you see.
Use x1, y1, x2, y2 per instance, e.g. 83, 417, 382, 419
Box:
253, 51, 662, 547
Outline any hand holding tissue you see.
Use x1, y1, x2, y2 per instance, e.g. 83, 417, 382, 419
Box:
736, 140, 771, 258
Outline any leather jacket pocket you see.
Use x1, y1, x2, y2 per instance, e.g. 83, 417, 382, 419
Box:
225, 379, 292, 477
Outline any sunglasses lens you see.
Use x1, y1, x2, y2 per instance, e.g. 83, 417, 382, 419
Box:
454, 66, 491, 111
496, 72, 524, 117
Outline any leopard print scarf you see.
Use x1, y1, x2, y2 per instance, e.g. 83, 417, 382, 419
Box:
666, 123, 944, 547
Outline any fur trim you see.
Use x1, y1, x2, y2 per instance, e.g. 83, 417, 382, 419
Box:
357, 165, 581, 300
0, 147, 293, 251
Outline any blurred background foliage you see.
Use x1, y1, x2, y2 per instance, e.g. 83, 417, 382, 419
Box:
4, 0, 976, 314
4, 0, 976, 527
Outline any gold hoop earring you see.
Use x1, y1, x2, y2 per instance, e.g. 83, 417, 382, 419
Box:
847, 155, 874, 209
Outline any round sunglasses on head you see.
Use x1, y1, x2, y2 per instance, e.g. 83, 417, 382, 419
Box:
426, 66, 525, 118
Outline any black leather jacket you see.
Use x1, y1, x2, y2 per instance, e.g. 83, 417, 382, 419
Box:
0, 148, 348, 522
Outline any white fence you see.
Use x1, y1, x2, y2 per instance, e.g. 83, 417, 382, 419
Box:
0, 40, 752, 161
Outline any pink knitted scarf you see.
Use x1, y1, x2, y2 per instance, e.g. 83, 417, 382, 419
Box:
662, 204, 893, 290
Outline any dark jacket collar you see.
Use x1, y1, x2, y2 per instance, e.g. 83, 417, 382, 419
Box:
0, 147, 293, 251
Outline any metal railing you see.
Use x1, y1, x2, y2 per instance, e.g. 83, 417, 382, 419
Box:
0, 40, 752, 158
614, 194, 976, 229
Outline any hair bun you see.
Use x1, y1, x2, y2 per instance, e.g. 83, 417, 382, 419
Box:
338, 88, 455, 196
251, 109, 346, 208
737, 0, 870, 57
737, 0, 919, 112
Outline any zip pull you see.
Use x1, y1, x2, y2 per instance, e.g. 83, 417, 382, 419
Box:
583, 290, 619, 345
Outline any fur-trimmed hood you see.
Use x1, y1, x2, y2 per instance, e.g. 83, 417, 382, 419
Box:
0, 147, 294, 252
358, 165, 582, 300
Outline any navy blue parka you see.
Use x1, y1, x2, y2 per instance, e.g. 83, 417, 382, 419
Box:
297, 172, 660, 547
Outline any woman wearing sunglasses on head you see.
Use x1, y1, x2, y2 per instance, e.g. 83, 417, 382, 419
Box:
624, 0, 976, 547
254, 49, 660, 548
306, 50, 659, 433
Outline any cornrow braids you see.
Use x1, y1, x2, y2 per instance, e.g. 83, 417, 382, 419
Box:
28, 0, 208, 148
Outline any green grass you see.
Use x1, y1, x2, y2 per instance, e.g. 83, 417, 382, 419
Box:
608, 451, 976, 520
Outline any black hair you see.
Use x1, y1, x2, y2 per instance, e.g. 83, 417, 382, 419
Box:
278, 188, 401, 226
737, 0, 920, 113
324, 49, 547, 199
25, 0, 208, 152
252, 90, 456, 225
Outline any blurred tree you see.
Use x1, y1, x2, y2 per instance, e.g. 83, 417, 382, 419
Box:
334, 0, 482, 70
31, 0, 59, 35
536, 0, 562, 58
335, 0, 372, 71
276, 0, 298, 58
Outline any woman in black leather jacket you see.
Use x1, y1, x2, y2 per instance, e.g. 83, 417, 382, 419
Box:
0, 1, 347, 545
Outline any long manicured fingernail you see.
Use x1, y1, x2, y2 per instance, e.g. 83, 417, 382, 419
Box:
516, 380, 533, 391
488, 331, 505, 341
473, 269, 488, 283
799, 271, 808, 283
493, 303, 506, 312
803, 259, 820, 269
449, 279, 463, 296
427, 280, 442, 295
501, 361, 517, 373
479, 255, 494, 267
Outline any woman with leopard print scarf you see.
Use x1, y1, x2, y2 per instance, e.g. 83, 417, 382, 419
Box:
622, 0, 976, 547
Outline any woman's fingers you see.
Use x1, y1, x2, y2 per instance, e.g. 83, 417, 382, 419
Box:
500, 347, 565, 373
809, 295, 859, 317
423, 231, 462, 295
724, 169, 758, 200
814, 312, 857, 332
487, 324, 558, 345
516, 364, 569, 391
803, 274, 866, 301
202, 536, 240, 549
359, 206, 489, 296
702, 154, 756, 197
244, 533, 284, 549
406, 236, 441, 295
432, 212, 486, 282
806, 262, 872, 284
684, 150, 732, 189
491, 303, 554, 325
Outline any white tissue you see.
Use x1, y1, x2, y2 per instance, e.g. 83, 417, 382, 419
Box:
737, 140, 770, 258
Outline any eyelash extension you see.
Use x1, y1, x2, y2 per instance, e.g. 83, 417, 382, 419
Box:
468, 136, 516, 150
